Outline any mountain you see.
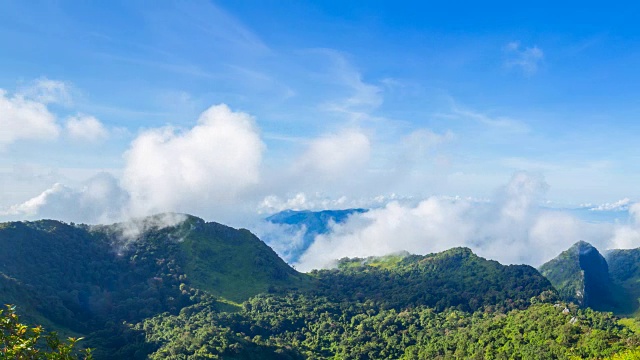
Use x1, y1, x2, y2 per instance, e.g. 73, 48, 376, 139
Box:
265, 208, 367, 262
138, 246, 638, 359
310, 247, 554, 312
539, 241, 626, 312
606, 248, 640, 315
3, 215, 640, 359
0, 215, 308, 332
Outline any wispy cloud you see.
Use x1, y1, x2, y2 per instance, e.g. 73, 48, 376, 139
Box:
165, 0, 270, 54
504, 41, 544, 75
17, 78, 73, 105
314, 49, 383, 121
93, 52, 220, 79
449, 102, 530, 133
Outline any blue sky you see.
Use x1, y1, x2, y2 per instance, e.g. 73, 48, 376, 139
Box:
2, 0, 640, 229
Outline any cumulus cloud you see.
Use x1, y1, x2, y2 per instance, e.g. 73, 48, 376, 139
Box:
122, 104, 264, 217
0, 89, 60, 148
0, 79, 107, 148
65, 114, 109, 142
504, 41, 544, 75
0, 172, 129, 224
294, 172, 613, 271
292, 128, 371, 180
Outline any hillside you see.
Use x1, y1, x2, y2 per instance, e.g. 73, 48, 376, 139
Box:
3, 215, 640, 359
140, 295, 640, 359
309, 247, 554, 312
607, 248, 640, 315
0, 215, 308, 331
539, 241, 629, 313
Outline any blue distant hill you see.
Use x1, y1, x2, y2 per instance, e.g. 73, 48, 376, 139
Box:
265, 208, 368, 263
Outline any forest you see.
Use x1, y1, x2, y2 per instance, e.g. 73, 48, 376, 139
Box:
2, 215, 640, 359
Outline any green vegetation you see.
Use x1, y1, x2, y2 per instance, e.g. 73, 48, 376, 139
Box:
0, 215, 311, 358
1, 305, 92, 359
539, 241, 630, 312
177, 219, 309, 303
3, 215, 640, 358
608, 248, 640, 316
317, 247, 553, 312
140, 293, 640, 359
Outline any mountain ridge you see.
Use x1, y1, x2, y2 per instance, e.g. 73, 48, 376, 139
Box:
3, 214, 640, 358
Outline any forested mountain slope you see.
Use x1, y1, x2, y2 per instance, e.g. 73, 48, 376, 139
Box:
2, 215, 640, 359
540, 241, 635, 314
607, 248, 640, 315
0, 214, 308, 350
309, 248, 554, 312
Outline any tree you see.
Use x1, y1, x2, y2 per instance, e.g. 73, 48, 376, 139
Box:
1, 305, 93, 359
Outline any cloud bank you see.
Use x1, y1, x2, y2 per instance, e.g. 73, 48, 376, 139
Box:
5, 98, 640, 272
1, 172, 129, 224
294, 172, 616, 271
3, 104, 265, 224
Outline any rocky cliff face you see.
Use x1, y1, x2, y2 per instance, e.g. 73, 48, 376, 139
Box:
540, 241, 618, 311
577, 242, 615, 309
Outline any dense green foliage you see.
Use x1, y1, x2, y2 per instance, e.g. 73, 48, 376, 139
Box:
540, 241, 638, 315
607, 248, 640, 315
539, 241, 627, 312
1, 305, 92, 359
175, 220, 309, 303
4, 215, 640, 358
311, 248, 553, 312
0, 215, 308, 358
139, 293, 640, 359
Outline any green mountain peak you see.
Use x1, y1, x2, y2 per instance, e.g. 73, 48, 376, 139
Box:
539, 241, 621, 311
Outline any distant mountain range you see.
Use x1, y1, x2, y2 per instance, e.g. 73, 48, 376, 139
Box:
265, 208, 367, 263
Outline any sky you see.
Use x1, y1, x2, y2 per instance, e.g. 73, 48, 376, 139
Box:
2, 1, 640, 268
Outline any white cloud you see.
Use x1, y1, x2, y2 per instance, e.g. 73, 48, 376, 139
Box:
122, 104, 264, 217
294, 172, 613, 271
504, 41, 544, 75
251, 220, 308, 263
292, 129, 371, 179
18, 78, 72, 105
451, 104, 530, 133
65, 114, 109, 142
170, 0, 270, 54
316, 49, 383, 121
0, 172, 129, 224
588, 198, 632, 212
0, 89, 60, 148
610, 203, 640, 249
